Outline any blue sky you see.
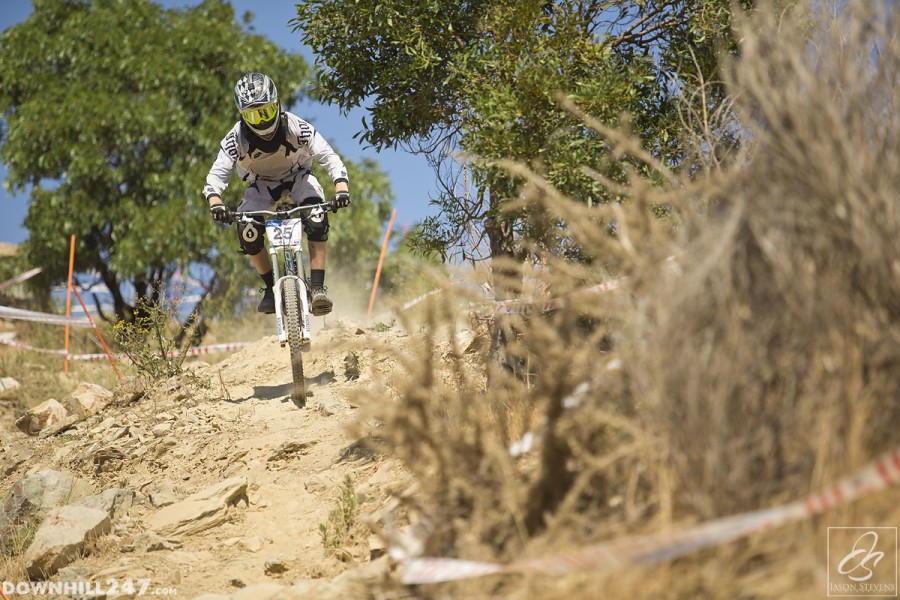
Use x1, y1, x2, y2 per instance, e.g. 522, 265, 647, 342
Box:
0, 0, 439, 244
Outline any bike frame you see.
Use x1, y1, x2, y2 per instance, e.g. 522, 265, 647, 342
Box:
232, 203, 329, 347
267, 215, 310, 346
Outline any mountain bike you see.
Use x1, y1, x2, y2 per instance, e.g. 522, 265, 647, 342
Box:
229, 201, 336, 408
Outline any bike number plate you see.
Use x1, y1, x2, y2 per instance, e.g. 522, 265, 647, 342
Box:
266, 218, 304, 248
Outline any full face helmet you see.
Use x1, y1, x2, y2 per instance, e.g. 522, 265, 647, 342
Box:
234, 72, 281, 138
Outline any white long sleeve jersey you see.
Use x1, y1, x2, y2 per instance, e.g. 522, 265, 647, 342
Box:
203, 112, 348, 201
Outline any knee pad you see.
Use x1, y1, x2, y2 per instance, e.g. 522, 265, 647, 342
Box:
237, 221, 265, 255
302, 200, 330, 242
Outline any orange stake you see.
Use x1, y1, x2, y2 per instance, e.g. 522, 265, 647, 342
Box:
367, 209, 397, 320
64, 234, 76, 373
70, 285, 122, 381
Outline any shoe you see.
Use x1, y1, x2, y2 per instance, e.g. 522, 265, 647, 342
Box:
257, 287, 275, 314
310, 286, 333, 316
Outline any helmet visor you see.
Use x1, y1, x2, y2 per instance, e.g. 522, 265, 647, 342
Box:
241, 103, 278, 125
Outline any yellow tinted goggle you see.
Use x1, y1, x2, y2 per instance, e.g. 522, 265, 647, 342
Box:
241, 103, 277, 125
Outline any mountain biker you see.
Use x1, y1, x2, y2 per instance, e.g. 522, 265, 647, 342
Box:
203, 72, 350, 316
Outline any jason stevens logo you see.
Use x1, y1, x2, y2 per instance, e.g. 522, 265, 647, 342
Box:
828, 527, 898, 597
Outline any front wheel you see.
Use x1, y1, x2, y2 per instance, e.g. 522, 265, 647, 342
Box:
282, 277, 306, 408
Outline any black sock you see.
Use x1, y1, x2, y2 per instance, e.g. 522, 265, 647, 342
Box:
261, 270, 274, 289
311, 269, 325, 289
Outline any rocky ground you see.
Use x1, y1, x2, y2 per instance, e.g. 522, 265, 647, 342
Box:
0, 320, 435, 599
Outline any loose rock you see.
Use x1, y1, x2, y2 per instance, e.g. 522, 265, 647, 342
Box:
74, 488, 134, 521
1, 470, 94, 525
15, 399, 69, 436
65, 382, 113, 419
24, 505, 111, 578
146, 477, 248, 537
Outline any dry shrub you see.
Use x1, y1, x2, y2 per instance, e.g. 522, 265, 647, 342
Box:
364, 2, 900, 598
644, 0, 900, 515
364, 293, 524, 554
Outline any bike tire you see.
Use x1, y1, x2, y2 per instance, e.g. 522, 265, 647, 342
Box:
282, 277, 306, 408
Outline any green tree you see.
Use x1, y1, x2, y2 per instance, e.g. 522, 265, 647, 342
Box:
293, 0, 749, 267
378, 224, 444, 297
0, 0, 394, 326
0, 0, 307, 321
310, 155, 393, 290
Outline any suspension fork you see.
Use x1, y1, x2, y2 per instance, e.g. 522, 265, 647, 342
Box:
272, 245, 311, 345
289, 247, 313, 343
271, 245, 287, 344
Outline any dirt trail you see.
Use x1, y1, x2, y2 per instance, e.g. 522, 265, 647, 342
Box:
1, 320, 423, 598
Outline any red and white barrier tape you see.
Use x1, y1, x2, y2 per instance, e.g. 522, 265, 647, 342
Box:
400, 445, 900, 584
0, 304, 92, 327
494, 279, 622, 316
166, 342, 252, 357
0, 337, 252, 361
0, 338, 67, 356
399, 289, 443, 312
65, 341, 252, 361
397, 279, 622, 317
0, 267, 42, 291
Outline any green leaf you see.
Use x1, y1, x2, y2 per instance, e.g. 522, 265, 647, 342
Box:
1, 0, 395, 323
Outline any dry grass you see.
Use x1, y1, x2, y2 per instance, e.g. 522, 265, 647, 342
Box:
0, 324, 121, 414
357, 2, 900, 598
0, 515, 40, 581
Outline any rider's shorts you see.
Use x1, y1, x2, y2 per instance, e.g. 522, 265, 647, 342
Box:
236, 174, 330, 254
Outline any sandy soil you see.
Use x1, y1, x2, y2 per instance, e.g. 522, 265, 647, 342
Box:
0, 319, 422, 598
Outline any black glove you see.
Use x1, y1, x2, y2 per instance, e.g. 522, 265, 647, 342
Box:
210, 203, 231, 223
332, 191, 350, 212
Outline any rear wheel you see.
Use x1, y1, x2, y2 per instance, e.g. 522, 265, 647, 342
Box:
282, 277, 306, 408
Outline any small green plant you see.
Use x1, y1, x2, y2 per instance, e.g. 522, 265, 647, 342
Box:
318, 475, 359, 555
112, 294, 203, 385
373, 319, 396, 332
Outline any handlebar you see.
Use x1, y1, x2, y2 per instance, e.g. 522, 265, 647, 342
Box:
228, 201, 336, 224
